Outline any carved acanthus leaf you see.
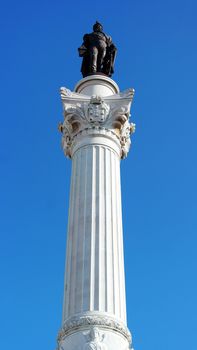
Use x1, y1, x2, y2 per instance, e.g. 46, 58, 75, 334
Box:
60, 87, 90, 101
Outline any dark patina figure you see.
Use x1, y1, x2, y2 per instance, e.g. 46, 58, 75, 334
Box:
78, 21, 117, 78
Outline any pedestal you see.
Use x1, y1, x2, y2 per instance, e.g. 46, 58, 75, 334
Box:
58, 75, 135, 350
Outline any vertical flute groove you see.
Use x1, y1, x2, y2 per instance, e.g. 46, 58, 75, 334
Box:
94, 146, 99, 310
86, 146, 92, 310
63, 150, 76, 320
110, 152, 116, 314
118, 164, 126, 322
99, 146, 105, 311
79, 148, 85, 313
90, 146, 96, 310
119, 155, 125, 320
67, 150, 77, 317
104, 148, 108, 311
66, 151, 76, 317
70, 149, 81, 315
106, 147, 113, 314
114, 152, 119, 316
115, 155, 121, 320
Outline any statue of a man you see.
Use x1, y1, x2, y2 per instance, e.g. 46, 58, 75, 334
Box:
78, 22, 117, 78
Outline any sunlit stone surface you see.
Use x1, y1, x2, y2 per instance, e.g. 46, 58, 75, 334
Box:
58, 75, 135, 350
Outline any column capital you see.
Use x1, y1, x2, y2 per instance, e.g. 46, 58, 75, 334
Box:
59, 81, 135, 159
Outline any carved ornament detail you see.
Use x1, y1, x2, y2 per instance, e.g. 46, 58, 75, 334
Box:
57, 314, 132, 344
83, 327, 107, 350
59, 88, 135, 159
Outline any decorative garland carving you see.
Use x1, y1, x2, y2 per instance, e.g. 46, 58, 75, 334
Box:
59, 87, 135, 159
57, 314, 132, 344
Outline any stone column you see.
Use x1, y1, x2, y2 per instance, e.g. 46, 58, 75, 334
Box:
58, 75, 135, 350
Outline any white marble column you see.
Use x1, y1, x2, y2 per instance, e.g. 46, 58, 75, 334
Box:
58, 76, 135, 350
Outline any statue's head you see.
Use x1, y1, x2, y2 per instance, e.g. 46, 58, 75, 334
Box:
93, 21, 103, 32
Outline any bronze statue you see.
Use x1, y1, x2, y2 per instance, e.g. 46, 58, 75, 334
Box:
78, 22, 117, 78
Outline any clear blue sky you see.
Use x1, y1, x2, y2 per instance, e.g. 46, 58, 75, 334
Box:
1, 0, 197, 349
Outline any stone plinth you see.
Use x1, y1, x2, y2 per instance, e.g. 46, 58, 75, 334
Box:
58, 75, 135, 350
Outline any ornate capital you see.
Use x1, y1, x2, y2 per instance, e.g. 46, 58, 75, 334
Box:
59, 87, 135, 159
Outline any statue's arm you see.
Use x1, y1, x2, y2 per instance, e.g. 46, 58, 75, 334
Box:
105, 34, 117, 52
107, 35, 112, 45
83, 34, 89, 47
78, 34, 89, 57
104, 34, 112, 47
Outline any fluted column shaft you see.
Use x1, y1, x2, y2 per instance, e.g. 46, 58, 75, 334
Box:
63, 142, 126, 323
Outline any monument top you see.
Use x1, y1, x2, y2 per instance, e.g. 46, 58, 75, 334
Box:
78, 22, 117, 78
